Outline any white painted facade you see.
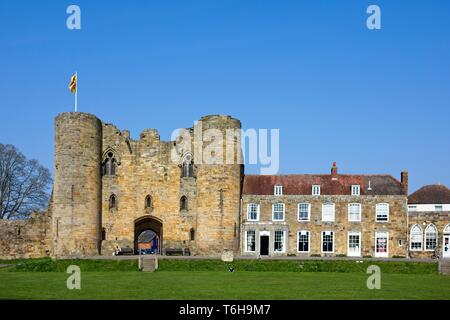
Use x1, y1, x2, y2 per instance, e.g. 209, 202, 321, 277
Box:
408, 204, 450, 212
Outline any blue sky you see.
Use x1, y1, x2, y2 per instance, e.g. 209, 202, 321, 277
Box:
0, 0, 449, 193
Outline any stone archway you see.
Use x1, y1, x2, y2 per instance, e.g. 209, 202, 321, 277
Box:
134, 216, 163, 254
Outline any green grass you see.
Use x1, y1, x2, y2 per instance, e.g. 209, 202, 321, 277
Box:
1, 270, 450, 300
0, 259, 448, 300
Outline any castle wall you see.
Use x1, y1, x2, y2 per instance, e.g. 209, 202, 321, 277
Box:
52, 113, 102, 257
100, 115, 242, 256
100, 123, 194, 254
0, 212, 51, 259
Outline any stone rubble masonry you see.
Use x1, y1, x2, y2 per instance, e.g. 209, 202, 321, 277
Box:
408, 211, 450, 259
241, 195, 408, 258
98, 114, 242, 256
52, 113, 103, 257
1, 112, 448, 259
0, 211, 51, 259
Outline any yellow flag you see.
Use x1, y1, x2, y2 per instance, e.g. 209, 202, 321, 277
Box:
69, 74, 77, 93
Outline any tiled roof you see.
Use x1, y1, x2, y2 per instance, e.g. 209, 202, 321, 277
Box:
408, 184, 450, 204
242, 174, 406, 196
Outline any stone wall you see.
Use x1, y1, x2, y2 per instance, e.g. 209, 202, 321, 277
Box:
99, 115, 242, 256
408, 211, 450, 259
0, 212, 51, 259
241, 195, 408, 258
52, 112, 103, 257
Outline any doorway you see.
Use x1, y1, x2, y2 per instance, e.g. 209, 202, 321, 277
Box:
348, 232, 361, 257
443, 235, 450, 259
375, 231, 389, 258
134, 216, 163, 254
260, 235, 269, 256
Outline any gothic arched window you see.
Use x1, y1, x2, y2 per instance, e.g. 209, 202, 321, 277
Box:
181, 153, 194, 178
109, 194, 117, 210
145, 195, 153, 210
102, 152, 117, 176
410, 224, 423, 251
180, 196, 188, 211
425, 224, 437, 251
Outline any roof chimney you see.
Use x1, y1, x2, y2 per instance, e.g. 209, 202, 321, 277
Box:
331, 162, 338, 180
401, 171, 408, 195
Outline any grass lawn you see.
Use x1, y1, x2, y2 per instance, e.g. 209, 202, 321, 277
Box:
0, 259, 449, 300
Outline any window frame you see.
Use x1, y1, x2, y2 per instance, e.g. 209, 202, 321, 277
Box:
272, 203, 285, 222
376, 203, 390, 222
247, 203, 260, 221
274, 230, 286, 253
351, 185, 361, 196
410, 224, 423, 251
297, 230, 310, 253
244, 230, 256, 253
312, 185, 321, 196
424, 224, 438, 252
297, 203, 311, 221
348, 203, 362, 222
322, 203, 335, 222
274, 185, 283, 196
321, 231, 334, 253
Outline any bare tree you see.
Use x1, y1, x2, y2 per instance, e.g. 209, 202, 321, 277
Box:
0, 143, 52, 220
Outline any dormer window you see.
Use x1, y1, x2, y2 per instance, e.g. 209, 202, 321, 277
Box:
351, 185, 360, 196
312, 185, 321, 196
274, 185, 283, 196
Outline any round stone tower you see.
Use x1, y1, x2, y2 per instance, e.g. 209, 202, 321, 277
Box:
52, 112, 102, 257
195, 115, 243, 255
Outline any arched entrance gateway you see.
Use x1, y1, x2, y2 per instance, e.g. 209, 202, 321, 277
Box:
134, 216, 163, 254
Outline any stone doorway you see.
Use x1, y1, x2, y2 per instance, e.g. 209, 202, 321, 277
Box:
134, 216, 163, 254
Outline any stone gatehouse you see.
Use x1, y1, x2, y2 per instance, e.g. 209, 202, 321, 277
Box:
0, 112, 449, 259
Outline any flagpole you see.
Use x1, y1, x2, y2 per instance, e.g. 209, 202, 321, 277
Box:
75, 71, 78, 112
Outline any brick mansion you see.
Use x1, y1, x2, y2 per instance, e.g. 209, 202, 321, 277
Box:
0, 112, 449, 259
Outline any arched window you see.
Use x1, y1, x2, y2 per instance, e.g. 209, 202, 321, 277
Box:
410, 224, 423, 251
180, 196, 188, 211
445, 224, 450, 234
109, 194, 117, 210
102, 228, 106, 241
145, 195, 153, 210
102, 152, 117, 176
181, 153, 194, 178
190, 228, 195, 241
425, 224, 437, 251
